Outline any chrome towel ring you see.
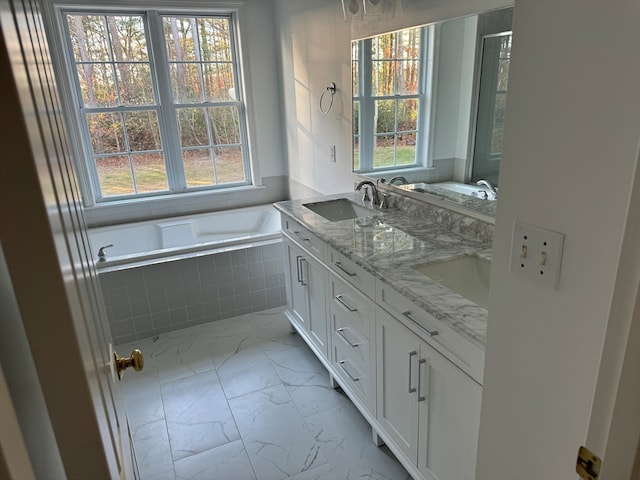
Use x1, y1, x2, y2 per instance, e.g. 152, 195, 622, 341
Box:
320, 82, 336, 114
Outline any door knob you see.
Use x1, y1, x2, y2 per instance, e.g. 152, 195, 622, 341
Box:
114, 349, 144, 380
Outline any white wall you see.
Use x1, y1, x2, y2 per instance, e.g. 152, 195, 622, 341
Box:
476, 1, 640, 478
274, 0, 354, 197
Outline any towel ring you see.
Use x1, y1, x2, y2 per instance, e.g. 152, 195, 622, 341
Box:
320, 82, 336, 114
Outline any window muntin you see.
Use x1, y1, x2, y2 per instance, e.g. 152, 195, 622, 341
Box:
63, 11, 250, 202
354, 26, 427, 173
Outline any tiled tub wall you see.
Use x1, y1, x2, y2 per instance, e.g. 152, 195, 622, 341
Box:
100, 241, 286, 344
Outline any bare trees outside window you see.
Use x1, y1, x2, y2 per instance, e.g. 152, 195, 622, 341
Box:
63, 12, 250, 200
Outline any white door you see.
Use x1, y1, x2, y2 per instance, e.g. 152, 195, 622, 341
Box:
0, 1, 138, 478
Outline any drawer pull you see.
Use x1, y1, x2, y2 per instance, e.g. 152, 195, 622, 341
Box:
337, 327, 360, 347
293, 230, 310, 242
408, 351, 417, 393
402, 311, 439, 337
335, 294, 358, 312
417, 358, 427, 402
334, 261, 357, 277
339, 360, 360, 382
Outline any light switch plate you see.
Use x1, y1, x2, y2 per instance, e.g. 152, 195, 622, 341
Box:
510, 221, 565, 289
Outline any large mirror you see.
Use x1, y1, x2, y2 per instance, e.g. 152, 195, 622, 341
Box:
352, 8, 513, 218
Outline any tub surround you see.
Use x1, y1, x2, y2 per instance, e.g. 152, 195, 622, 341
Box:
100, 241, 287, 344
274, 192, 492, 348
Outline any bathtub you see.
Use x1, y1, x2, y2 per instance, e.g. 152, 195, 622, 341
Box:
91, 204, 287, 344
89, 204, 281, 269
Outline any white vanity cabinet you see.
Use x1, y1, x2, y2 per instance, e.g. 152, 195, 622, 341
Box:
376, 307, 482, 480
282, 217, 328, 360
279, 209, 484, 480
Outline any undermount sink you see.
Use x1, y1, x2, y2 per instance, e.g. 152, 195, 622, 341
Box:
414, 255, 491, 308
303, 198, 374, 222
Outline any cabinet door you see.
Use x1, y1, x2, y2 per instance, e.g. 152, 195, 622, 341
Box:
285, 239, 307, 328
417, 340, 482, 480
302, 253, 328, 357
376, 309, 421, 462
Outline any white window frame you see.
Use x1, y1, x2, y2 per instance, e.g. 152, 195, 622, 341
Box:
353, 25, 434, 174
44, 1, 254, 207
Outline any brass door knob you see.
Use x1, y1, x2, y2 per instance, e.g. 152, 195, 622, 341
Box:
114, 349, 144, 380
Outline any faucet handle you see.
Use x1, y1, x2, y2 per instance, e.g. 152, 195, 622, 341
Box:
379, 193, 390, 209
361, 185, 371, 203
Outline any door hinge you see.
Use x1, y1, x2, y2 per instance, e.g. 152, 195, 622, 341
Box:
576, 445, 601, 480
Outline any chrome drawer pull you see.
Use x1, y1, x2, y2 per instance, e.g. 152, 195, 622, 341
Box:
337, 327, 360, 348
292, 230, 310, 242
338, 360, 360, 382
334, 261, 357, 277
335, 294, 358, 312
408, 351, 417, 393
402, 311, 439, 337
417, 358, 427, 402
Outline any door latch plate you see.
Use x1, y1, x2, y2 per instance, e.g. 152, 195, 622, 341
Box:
576, 445, 601, 480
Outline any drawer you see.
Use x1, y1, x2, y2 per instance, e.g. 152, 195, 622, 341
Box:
376, 283, 485, 384
281, 215, 324, 260
328, 273, 374, 339
327, 247, 375, 299
331, 340, 371, 409
331, 313, 370, 369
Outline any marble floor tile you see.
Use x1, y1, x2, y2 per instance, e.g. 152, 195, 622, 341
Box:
121, 373, 164, 428
152, 334, 216, 384
131, 419, 174, 479
174, 440, 256, 480
216, 343, 282, 399
118, 309, 411, 480
304, 402, 412, 480
162, 370, 240, 460
229, 385, 328, 480
285, 463, 338, 480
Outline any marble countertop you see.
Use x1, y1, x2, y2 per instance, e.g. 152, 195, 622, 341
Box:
273, 193, 492, 349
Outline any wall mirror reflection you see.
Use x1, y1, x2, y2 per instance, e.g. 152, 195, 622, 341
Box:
352, 8, 512, 218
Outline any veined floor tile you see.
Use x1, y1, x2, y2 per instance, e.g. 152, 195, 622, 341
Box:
174, 439, 256, 480
162, 370, 239, 460
131, 419, 174, 479
304, 402, 412, 480
229, 385, 328, 480
285, 462, 338, 480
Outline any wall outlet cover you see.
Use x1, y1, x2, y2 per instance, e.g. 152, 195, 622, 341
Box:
510, 221, 565, 289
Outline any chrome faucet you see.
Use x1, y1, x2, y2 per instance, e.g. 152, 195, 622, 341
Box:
476, 179, 497, 199
355, 180, 379, 206
388, 176, 408, 185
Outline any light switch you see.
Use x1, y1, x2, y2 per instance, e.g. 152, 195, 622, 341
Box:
510, 221, 565, 288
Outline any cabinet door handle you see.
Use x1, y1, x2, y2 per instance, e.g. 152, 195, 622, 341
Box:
300, 258, 308, 286
335, 294, 358, 312
408, 351, 417, 393
339, 360, 360, 382
334, 261, 357, 277
296, 255, 303, 284
417, 358, 427, 402
402, 311, 439, 337
337, 327, 360, 347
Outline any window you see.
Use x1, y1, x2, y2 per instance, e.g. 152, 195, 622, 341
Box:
353, 26, 429, 173
62, 11, 250, 202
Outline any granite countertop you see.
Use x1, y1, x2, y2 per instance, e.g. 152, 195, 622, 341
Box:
273, 192, 492, 349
